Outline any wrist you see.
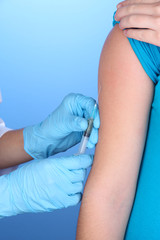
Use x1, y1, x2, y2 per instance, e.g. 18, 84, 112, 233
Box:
0, 129, 32, 169
23, 125, 57, 159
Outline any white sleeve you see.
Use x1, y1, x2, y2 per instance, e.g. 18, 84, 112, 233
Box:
0, 118, 11, 137
0, 119, 18, 176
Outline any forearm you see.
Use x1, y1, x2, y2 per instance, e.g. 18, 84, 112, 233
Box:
76, 24, 154, 239
0, 129, 32, 169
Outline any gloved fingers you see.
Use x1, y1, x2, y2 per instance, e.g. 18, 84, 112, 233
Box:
76, 94, 96, 111
63, 93, 95, 116
88, 128, 98, 147
49, 189, 81, 209
83, 105, 100, 130
83, 109, 90, 120
66, 114, 88, 132
75, 94, 97, 117
69, 169, 87, 183
93, 106, 100, 129
66, 182, 83, 195
49, 188, 71, 210
83, 99, 100, 131
64, 94, 100, 134
87, 141, 95, 149
65, 193, 82, 207
61, 154, 93, 170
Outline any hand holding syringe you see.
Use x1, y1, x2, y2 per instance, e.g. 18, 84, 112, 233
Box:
77, 86, 101, 155
78, 102, 98, 155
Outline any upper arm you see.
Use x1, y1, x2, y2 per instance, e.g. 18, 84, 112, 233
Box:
88, 23, 154, 184
76, 24, 155, 239
95, 24, 155, 172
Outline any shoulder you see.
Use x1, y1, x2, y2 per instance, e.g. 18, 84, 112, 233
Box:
98, 24, 152, 89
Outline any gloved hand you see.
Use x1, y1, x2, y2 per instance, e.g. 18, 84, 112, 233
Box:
23, 93, 100, 159
0, 154, 93, 218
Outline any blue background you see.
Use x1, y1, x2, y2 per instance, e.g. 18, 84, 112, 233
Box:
0, 0, 119, 239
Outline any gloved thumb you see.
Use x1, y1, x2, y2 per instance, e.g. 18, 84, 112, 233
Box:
89, 154, 94, 163
68, 115, 88, 132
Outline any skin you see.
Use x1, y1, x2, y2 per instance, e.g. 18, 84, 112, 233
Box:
76, 24, 154, 239
114, 0, 160, 46
0, 129, 32, 169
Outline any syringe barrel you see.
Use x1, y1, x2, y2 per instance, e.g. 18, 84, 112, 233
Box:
77, 118, 94, 155
78, 135, 89, 155
84, 118, 94, 138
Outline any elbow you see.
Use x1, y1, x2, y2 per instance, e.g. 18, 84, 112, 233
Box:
82, 167, 134, 216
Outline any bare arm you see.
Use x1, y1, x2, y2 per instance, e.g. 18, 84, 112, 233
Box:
76, 24, 154, 239
0, 129, 32, 169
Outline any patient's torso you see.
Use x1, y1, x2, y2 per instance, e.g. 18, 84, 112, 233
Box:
125, 81, 160, 239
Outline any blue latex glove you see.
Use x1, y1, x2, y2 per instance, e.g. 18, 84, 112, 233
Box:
23, 93, 100, 159
0, 154, 93, 218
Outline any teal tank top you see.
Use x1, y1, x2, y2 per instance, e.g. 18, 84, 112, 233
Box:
113, 10, 160, 240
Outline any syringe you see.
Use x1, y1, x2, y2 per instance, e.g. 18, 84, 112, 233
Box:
78, 102, 98, 155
